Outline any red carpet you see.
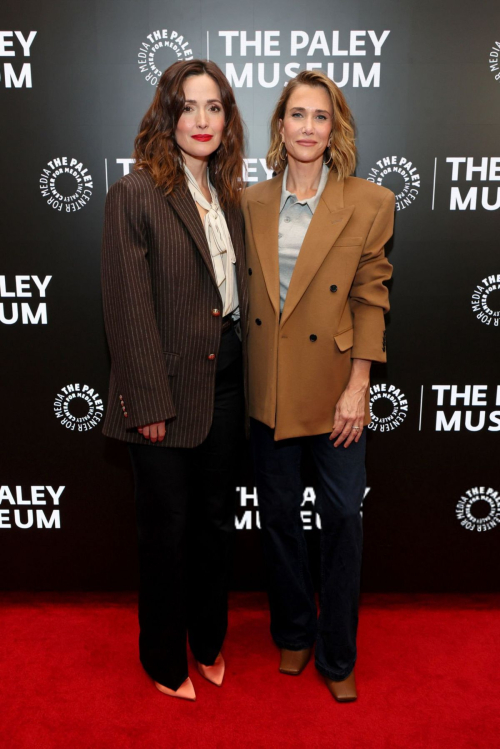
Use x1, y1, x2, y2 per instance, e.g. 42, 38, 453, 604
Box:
1, 592, 499, 748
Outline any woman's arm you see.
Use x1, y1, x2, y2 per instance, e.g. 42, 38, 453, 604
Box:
330, 188, 395, 447
348, 189, 395, 362
101, 177, 175, 439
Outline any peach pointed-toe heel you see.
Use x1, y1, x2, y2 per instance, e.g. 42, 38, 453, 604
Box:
154, 676, 196, 701
197, 653, 225, 687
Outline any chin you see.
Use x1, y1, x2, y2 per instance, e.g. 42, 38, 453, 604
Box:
291, 151, 323, 164
193, 143, 221, 159
183, 146, 218, 162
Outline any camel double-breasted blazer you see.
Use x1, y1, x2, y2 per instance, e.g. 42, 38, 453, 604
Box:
101, 169, 248, 448
241, 171, 394, 441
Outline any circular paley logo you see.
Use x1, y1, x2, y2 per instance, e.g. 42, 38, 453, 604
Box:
488, 40, 500, 82
39, 157, 93, 212
366, 156, 420, 211
138, 29, 194, 86
368, 383, 408, 432
456, 487, 500, 532
54, 383, 104, 432
471, 274, 500, 327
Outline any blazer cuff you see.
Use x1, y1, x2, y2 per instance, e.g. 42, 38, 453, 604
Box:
113, 387, 176, 430
351, 305, 387, 363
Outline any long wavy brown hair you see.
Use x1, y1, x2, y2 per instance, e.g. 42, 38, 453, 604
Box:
133, 60, 244, 208
267, 70, 357, 180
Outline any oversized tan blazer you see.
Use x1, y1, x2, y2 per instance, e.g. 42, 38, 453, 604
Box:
101, 169, 248, 448
241, 171, 394, 441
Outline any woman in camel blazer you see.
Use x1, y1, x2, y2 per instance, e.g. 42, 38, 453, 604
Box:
241, 70, 394, 702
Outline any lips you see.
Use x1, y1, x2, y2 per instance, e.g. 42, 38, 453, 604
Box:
296, 140, 317, 146
192, 135, 213, 142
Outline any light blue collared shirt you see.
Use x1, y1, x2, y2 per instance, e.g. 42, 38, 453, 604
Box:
278, 164, 330, 312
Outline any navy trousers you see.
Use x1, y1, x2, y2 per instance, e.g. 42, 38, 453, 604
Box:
251, 418, 366, 681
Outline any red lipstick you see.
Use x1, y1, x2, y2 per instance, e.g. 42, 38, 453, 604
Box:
192, 134, 213, 142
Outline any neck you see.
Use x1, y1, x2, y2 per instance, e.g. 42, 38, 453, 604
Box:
285, 156, 324, 201
183, 153, 209, 190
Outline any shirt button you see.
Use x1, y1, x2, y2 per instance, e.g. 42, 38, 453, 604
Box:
248, 268, 253, 276
330, 285, 338, 293
212, 309, 221, 317
278, 233, 283, 239
284, 216, 291, 223
310, 334, 317, 342
208, 354, 216, 360
255, 318, 262, 326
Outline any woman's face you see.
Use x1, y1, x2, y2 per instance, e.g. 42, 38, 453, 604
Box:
279, 84, 333, 167
175, 74, 225, 165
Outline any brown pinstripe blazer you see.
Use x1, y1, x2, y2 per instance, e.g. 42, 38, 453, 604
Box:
101, 168, 248, 448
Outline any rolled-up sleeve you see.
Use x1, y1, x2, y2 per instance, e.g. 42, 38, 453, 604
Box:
349, 189, 395, 362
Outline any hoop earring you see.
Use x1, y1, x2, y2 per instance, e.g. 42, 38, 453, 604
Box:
324, 147, 333, 166
279, 140, 288, 163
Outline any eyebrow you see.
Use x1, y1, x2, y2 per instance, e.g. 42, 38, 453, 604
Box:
289, 106, 331, 115
185, 99, 222, 105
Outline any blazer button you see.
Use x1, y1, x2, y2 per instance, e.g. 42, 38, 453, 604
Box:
310, 334, 317, 342
124, 412, 128, 418
118, 394, 123, 399
330, 285, 338, 293
255, 318, 262, 326
248, 268, 253, 276
212, 309, 221, 317
207, 353, 216, 360
122, 406, 126, 412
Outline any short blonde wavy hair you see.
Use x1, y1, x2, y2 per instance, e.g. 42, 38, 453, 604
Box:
267, 70, 357, 180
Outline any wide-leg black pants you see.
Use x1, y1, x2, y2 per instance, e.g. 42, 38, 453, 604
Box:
128, 329, 244, 690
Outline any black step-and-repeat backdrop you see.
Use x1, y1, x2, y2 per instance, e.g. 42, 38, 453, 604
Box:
1, 1, 499, 592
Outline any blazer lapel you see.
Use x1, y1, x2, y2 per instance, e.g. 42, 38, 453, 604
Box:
246, 176, 282, 316
224, 205, 248, 317
280, 175, 354, 327
224, 205, 244, 268
166, 187, 219, 294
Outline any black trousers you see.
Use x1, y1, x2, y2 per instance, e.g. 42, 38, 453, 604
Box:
251, 418, 366, 681
128, 329, 244, 690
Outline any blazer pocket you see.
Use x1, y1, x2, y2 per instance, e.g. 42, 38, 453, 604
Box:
334, 328, 354, 352
164, 352, 180, 376
333, 236, 363, 247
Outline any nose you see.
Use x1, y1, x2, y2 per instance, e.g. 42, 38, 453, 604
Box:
197, 110, 208, 129
302, 116, 315, 134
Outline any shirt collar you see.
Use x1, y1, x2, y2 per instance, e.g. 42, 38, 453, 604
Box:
279, 163, 330, 213
184, 164, 219, 209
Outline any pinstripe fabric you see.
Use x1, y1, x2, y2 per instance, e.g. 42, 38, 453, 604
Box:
101, 169, 248, 448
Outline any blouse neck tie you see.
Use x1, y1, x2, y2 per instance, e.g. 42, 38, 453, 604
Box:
184, 165, 237, 312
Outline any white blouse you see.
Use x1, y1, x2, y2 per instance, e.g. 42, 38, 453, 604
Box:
184, 165, 239, 318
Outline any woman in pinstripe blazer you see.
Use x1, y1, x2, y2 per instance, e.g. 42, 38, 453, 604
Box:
101, 60, 248, 701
